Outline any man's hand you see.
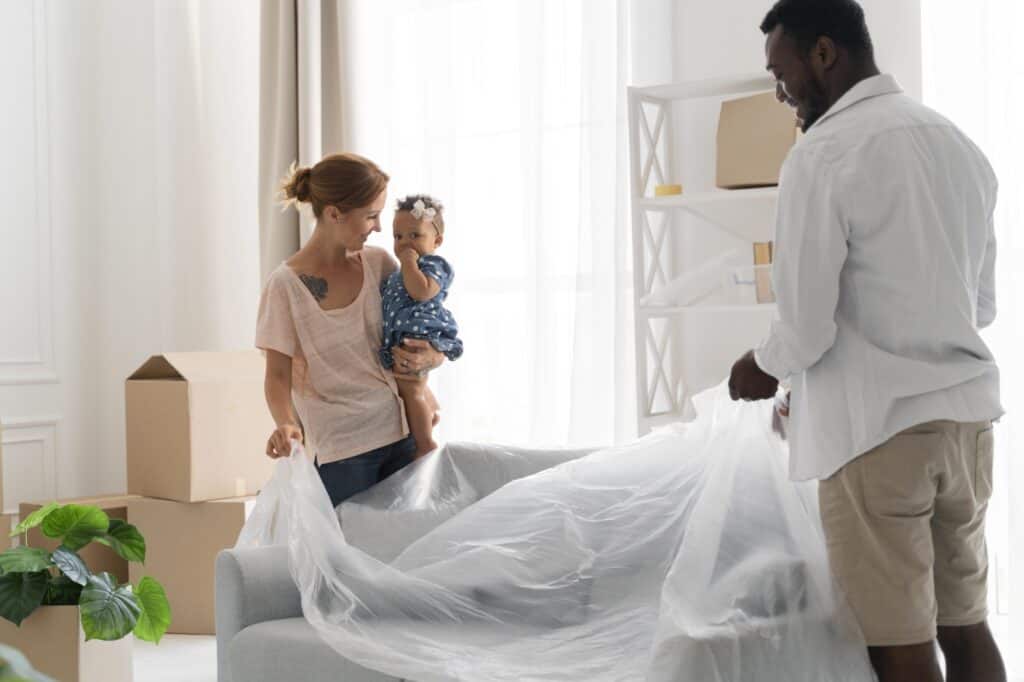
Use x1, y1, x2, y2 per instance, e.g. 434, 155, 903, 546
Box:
728, 350, 779, 401
771, 391, 791, 439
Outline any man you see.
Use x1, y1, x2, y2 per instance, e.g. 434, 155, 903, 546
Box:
727, 1, 1005, 681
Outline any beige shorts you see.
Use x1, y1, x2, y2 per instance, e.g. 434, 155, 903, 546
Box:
819, 420, 994, 647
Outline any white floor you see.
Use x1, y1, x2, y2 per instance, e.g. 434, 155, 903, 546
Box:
135, 635, 217, 682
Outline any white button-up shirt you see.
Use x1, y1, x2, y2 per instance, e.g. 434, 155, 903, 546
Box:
755, 74, 1002, 481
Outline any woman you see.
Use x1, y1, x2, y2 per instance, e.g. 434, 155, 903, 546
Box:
255, 153, 445, 507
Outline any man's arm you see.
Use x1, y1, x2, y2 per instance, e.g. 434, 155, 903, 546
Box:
977, 209, 997, 330
754, 148, 848, 382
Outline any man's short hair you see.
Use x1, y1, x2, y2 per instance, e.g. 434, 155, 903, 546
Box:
760, 0, 874, 58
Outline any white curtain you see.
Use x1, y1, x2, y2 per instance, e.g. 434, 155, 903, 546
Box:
258, 0, 354, 281
922, 2, 1024, 678
42, 0, 262, 491
342, 0, 671, 448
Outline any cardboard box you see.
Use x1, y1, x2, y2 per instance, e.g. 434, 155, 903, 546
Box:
128, 496, 255, 634
0, 606, 133, 682
19, 495, 141, 584
753, 242, 775, 304
126, 351, 275, 502
0, 421, 5, 513
716, 92, 799, 189
1, 513, 15, 551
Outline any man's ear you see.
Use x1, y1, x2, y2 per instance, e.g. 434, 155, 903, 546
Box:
813, 36, 839, 71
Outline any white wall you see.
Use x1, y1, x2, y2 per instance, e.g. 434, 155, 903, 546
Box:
0, 0, 261, 508
665, 0, 922, 397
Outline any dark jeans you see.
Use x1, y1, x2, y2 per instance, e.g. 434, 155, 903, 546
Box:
316, 435, 416, 507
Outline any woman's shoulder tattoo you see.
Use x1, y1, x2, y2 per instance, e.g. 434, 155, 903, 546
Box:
299, 274, 328, 301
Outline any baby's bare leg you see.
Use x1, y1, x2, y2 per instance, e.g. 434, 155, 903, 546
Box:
396, 376, 438, 456
426, 385, 440, 426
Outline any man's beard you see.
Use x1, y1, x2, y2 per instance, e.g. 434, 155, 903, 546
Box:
797, 79, 830, 132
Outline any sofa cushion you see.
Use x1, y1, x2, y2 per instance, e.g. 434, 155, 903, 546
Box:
229, 617, 401, 682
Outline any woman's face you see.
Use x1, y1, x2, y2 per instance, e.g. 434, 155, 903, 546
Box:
327, 190, 387, 250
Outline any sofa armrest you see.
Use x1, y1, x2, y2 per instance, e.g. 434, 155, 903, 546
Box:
216, 545, 302, 682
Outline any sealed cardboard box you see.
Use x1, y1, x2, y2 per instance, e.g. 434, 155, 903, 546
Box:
753, 241, 775, 304
1, 513, 15, 551
716, 91, 800, 189
19, 495, 141, 583
125, 351, 275, 502
0, 605, 133, 682
128, 496, 255, 634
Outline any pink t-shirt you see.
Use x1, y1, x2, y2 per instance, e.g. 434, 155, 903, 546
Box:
255, 246, 408, 464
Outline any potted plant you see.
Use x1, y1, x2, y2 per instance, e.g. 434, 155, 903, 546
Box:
0, 503, 171, 682
0, 644, 55, 682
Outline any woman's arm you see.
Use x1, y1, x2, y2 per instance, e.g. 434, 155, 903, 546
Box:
264, 349, 303, 457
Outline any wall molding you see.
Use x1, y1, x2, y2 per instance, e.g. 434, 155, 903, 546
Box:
0, 0, 56, 386
1, 415, 60, 514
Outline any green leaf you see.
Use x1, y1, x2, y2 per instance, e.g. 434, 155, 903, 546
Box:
42, 575, 82, 606
94, 520, 146, 564
132, 577, 171, 644
0, 571, 48, 626
79, 573, 139, 641
50, 547, 89, 586
0, 548, 51, 575
10, 503, 59, 538
41, 505, 109, 551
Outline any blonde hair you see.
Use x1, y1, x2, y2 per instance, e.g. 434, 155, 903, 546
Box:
280, 153, 389, 218
395, 194, 446, 235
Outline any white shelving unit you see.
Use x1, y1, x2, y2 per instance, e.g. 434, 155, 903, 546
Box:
628, 74, 781, 435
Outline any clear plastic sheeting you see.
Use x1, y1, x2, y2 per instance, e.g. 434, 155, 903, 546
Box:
236, 384, 876, 682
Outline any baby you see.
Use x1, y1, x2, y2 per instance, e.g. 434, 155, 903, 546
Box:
380, 195, 463, 456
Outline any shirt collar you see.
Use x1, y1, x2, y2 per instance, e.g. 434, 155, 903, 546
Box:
809, 73, 903, 130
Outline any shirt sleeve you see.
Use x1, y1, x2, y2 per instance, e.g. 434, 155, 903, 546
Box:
977, 199, 997, 330
755, 148, 849, 381
255, 271, 299, 357
417, 255, 454, 292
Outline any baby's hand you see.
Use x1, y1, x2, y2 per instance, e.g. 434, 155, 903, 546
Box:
398, 248, 420, 267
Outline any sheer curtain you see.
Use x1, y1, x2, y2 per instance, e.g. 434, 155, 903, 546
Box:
922, 2, 1024, 677
343, 0, 670, 448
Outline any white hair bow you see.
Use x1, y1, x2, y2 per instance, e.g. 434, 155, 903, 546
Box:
411, 199, 437, 221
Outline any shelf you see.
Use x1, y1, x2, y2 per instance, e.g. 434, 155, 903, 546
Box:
637, 188, 778, 243
640, 303, 776, 316
630, 74, 775, 102
637, 186, 777, 208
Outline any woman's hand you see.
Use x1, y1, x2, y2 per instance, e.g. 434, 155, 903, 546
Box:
392, 338, 444, 378
267, 423, 303, 459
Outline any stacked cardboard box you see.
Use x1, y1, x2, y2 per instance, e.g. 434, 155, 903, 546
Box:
123, 351, 275, 634
716, 91, 800, 189
0, 425, 8, 551
0, 606, 133, 682
1, 513, 14, 552
20, 495, 141, 583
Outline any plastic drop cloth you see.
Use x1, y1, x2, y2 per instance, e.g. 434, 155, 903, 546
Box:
236, 384, 876, 682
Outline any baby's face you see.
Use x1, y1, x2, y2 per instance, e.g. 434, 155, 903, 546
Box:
392, 211, 442, 258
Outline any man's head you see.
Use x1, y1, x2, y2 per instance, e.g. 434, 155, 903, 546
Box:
761, 0, 876, 131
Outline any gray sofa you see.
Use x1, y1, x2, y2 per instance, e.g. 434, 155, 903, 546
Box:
215, 546, 403, 682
